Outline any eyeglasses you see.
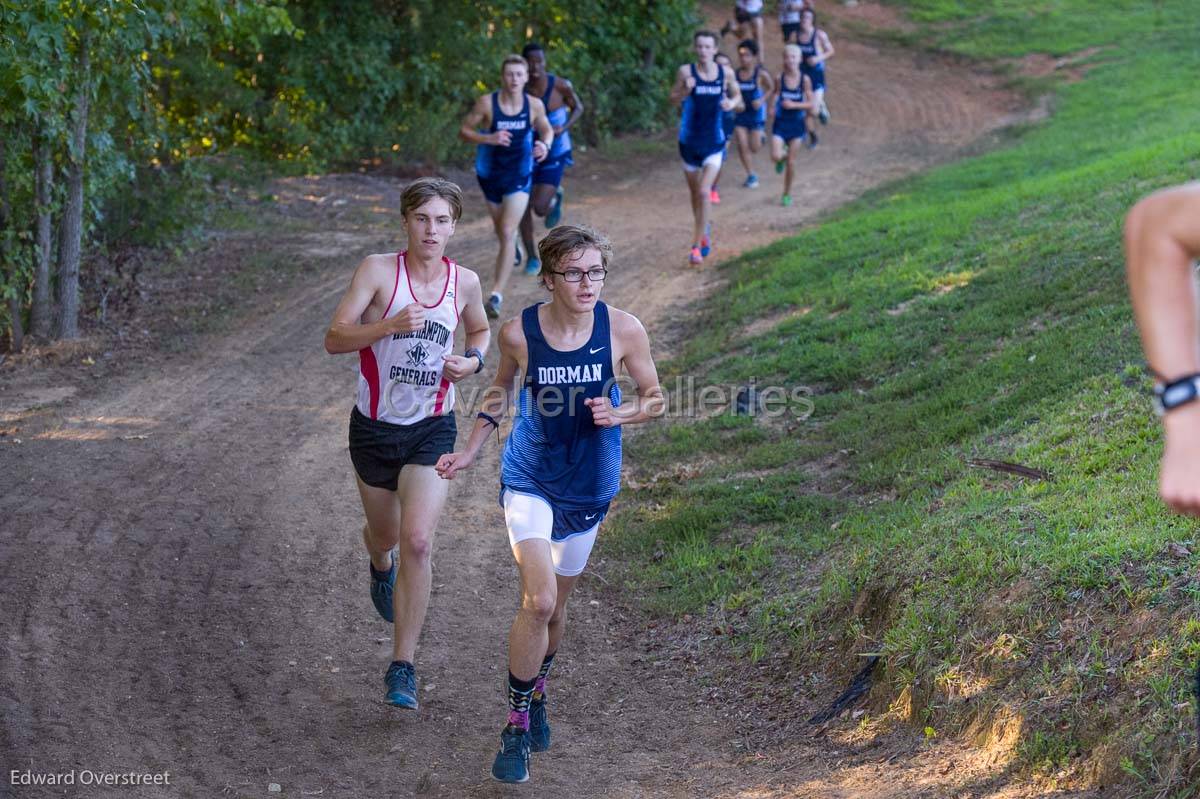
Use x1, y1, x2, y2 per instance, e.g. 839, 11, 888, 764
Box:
549, 267, 608, 283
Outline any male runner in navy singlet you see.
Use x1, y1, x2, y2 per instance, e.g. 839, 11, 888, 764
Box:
670, 30, 743, 266
519, 43, 584, 276
436, 225, 665, 783
461, 55, 555, 319
324, 178, 490, 709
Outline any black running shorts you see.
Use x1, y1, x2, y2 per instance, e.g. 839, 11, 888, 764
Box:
348, 407, 457, 491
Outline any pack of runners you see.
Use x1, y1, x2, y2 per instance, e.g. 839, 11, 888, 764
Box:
683, 6, 834, 264
323, 15, 838, 785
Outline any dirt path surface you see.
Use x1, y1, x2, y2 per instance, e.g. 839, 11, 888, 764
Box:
1, 8, 1076, 798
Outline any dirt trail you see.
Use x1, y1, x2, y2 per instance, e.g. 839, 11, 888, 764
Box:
0, 7, 1072, 798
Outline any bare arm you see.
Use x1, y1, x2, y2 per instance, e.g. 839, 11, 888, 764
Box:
529, 96, 553, 162
589, 311, 665, 428
720, 65, 744, 113
435, 318, 523, 479
669, 64, 693, 106
782, 74, 818, 111
557, 77, 585, 133
1125, 183, 1200, 514
459, 94, 499, 146
813, 30, 834, 64
1126, 184, 1200, 379
756, 69, 775, 109
440, 268, 492, 382
324, 255, 423, 354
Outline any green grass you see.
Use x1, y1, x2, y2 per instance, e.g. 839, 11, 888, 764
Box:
606, 0, 1200, 791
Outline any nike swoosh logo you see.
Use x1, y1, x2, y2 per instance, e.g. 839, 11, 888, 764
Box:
589, 347, 606, 354
585, 513, 598, 520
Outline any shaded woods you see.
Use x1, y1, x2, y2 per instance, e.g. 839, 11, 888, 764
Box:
0, 0, 694, 349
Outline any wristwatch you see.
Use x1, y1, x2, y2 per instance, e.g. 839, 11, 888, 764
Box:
465, 347, 485, 374
1154, 373, 1200, 415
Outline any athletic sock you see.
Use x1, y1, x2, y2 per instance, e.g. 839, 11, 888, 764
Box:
533, 650, 556, 699
507, 672, 537, 730
490, 292, 503, 303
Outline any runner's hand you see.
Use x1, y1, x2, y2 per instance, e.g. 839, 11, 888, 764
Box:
492, 130, 513, 147
435, 451, 473, 480
441, 354, 477, 383
684, 75, 696, 92
719, 97, 737, 112
1161, 404, 1200, 515
553, 125, 565, 135
391, 303, 426, 334
751, 98, 762, 110
533, 140, 549, 162
585, 396, 621, 428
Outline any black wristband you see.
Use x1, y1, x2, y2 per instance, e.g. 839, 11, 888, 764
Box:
1154, 373, 1200, 415
465, 347, 485, 374
478, 411, 500, 428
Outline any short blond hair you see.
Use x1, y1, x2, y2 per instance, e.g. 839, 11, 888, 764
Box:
400, 177, 463, 221
783, 43, 802, 60
501, 54, 528, 73
538, 225, 613, 279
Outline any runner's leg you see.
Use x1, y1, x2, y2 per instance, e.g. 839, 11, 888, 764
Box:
735, 126, 754, 177
391, 464, 449, 663
784, 136, 802, 199
519, 205, 536, 263
490, 191, 529, 298
545, 572, 581, 656
685, 168, 705, 248
355, 477, 401, 573
530, 182, 558, 217
509, 538, 558, 681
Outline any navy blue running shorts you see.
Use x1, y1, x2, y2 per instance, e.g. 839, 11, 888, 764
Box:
477, 172, 532, 204
349, 407, 457, 491
533, 152, 572, 187
678, 140, 726, 171
771, 119, 807, 144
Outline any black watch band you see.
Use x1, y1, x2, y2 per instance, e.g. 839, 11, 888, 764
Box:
465, 347, 485, 374
1154, 373, 1200, 415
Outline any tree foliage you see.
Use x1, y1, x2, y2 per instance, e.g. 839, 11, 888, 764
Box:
0, 0, 698, 347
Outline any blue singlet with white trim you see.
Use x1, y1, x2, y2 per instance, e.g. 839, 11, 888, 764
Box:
501, 302, 623, 516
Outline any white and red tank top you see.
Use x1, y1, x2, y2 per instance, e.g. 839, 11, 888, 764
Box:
356, 252, 460, 425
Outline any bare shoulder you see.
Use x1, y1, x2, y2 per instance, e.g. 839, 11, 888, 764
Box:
357, 252, 397, 284
529, 95, 547, 115
608, 306, 649, 343
499, 315, 527, 353
455, 264, 482, 292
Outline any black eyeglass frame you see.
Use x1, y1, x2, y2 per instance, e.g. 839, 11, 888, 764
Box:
547, 268, 608, 283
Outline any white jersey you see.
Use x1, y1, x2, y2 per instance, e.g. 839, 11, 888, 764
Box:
737, 0, 763, 13
356, 252, 460, 425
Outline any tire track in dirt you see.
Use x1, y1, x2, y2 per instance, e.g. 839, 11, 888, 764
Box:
1, 5, 1055, 797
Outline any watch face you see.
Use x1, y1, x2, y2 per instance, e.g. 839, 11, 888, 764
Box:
1164, 380, 1199, 409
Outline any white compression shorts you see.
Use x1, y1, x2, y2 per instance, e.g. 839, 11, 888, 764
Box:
681, 149, 724, 173
502, 489, 599, 577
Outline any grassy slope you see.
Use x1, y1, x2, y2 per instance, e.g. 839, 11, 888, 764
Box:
607, 0, 1200, 791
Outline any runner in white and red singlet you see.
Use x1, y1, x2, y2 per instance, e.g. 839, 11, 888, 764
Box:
324, 177, 490, 710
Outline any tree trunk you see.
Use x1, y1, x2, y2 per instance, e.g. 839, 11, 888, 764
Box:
0, 137, 24, 352
56, 31, 91, 340
30, 133, 54, 339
